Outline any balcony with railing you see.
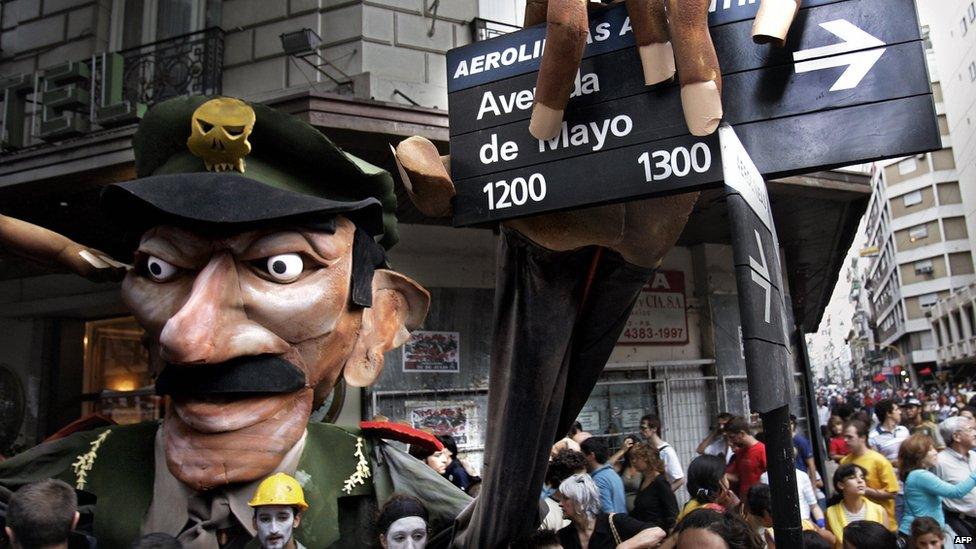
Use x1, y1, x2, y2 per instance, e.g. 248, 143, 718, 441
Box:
117, 27, 224, 107
0, 27, 224, 186
930, 281, 976, 368
1, 27, 223, 154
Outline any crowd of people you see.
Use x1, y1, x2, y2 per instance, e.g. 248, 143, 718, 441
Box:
811, 382, 976, 548
528, 413, 837, 548
521, 396, 976, 549
7, 386, 976, 548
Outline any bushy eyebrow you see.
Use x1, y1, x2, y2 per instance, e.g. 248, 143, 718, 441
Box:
137, 228, 213, 268
238, 231, 339, 266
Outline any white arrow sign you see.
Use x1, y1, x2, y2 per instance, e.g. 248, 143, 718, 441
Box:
749, 230, 771, 324
793, 19, 886, 91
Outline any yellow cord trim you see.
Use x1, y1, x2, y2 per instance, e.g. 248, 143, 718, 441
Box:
342, 437, 371, 494
72, 429, 112, 490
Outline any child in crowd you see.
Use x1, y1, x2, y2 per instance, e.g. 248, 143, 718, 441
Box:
828, 416, 849, 462
910, 517, 944, 549
825, 464, 889, 548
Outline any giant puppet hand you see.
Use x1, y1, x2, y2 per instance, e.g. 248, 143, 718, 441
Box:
394, 137, 697, 269
394, 0, 801, 266
0, 215, 128, 282
527, 0, 800, 139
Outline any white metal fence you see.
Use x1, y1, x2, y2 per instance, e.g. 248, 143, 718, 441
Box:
368, 361, 816, 507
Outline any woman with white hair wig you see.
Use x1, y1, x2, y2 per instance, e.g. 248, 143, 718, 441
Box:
556, 473, 667, 548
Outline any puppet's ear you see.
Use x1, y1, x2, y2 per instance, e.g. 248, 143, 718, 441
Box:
0, 215, 129, 282
343, 269, 430, 387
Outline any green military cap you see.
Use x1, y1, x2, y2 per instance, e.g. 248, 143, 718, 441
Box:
101, 95, 399, 248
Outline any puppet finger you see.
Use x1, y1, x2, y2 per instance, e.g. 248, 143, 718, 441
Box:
752, 0, 801, 47
529, 0, 590, 140
0, 215, 129, 282
666, 0, 723, 136
524, 0, 549, 27
392, 137, 455, 218
627, 0, 675, 85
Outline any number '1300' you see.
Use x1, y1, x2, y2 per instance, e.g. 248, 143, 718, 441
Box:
483, 173, 547, 211
637, 142, 712, 182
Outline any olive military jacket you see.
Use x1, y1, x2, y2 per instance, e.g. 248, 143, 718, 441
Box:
0, 422, 470, 548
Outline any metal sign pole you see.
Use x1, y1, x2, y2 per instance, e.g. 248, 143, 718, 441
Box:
720, 124, 801, 547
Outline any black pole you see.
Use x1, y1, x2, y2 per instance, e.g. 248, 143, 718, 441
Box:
721, 124, 803, 548
761, 405, 803, 547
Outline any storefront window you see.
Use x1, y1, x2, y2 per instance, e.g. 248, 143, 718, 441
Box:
83, 317, 162, 424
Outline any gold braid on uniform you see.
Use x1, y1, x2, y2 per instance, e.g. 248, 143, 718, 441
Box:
342, 437, 371, 494
72, 429, 112, 490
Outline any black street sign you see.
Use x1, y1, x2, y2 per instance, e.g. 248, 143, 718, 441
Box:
446, 0, 939, 227
453, 95, 934, 226
449, 0, 925, 134
451, 40, 929, 179
721, 125, 793, 414
447, 0, 849, 93
454, 132, 722, 226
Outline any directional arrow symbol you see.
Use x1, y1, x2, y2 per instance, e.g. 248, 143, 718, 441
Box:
749, 230, 771, 324
794, 19, 886, 91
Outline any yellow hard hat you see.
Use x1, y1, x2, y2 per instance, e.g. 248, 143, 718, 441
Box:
248, 473, 309, 511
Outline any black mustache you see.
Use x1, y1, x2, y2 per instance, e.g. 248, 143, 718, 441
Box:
154, 355, 307, 396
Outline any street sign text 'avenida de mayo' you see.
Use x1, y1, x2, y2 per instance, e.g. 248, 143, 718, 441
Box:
446, 0, 940, 227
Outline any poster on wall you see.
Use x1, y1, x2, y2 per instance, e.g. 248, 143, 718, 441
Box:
621, 408, 644, 429
407, 400, 477, 447
402, 331, 460, 372
576, 410, 601, 433
618, 270, 689, 345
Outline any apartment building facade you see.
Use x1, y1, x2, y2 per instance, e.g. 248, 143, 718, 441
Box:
861, 32, 970, 382
917, 1, 976, 373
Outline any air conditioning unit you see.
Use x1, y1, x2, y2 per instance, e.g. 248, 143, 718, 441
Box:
916, 265, 934, 274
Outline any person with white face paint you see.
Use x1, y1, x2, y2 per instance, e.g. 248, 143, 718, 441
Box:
254, 506, 301, 549
376, 494, 429, 549
248, 473, 308, 549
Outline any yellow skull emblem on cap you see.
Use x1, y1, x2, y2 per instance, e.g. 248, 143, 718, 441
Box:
187, 97, 256, 173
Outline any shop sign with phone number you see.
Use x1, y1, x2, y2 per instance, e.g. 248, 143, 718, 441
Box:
618, 270, 688, 345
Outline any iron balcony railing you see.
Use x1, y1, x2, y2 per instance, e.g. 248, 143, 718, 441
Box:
117, 27, 224, 106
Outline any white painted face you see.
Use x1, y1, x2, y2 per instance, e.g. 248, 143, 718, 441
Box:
384, 516, 427, 549
254, 505, 297, 549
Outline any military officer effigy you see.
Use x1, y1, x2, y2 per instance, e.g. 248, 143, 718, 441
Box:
0, 0, 804, 546
0, 96, 469, 548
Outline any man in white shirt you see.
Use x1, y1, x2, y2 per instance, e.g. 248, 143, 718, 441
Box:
760, 469, 825, 528
868, 399, 910, 463
696, 413, 734, 464
936, 416, 976, 538
640, 414, 686, 492
817, 398, 831, 430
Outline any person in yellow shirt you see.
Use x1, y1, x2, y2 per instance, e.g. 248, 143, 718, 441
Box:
839, 419, 899, 531
825, 464, 889, 549
675, 455, 738, 523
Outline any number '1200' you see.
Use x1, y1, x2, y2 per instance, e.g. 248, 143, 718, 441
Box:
483, 173, 547, 211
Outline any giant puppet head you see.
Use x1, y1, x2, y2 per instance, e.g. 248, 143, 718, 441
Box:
99, 96, 429, 490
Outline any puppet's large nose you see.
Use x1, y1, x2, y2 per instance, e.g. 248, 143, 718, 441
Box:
159, 252, 289, 364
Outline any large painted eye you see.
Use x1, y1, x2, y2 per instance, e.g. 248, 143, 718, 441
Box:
264, 253, 304, 282
146, 256, 179, 282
